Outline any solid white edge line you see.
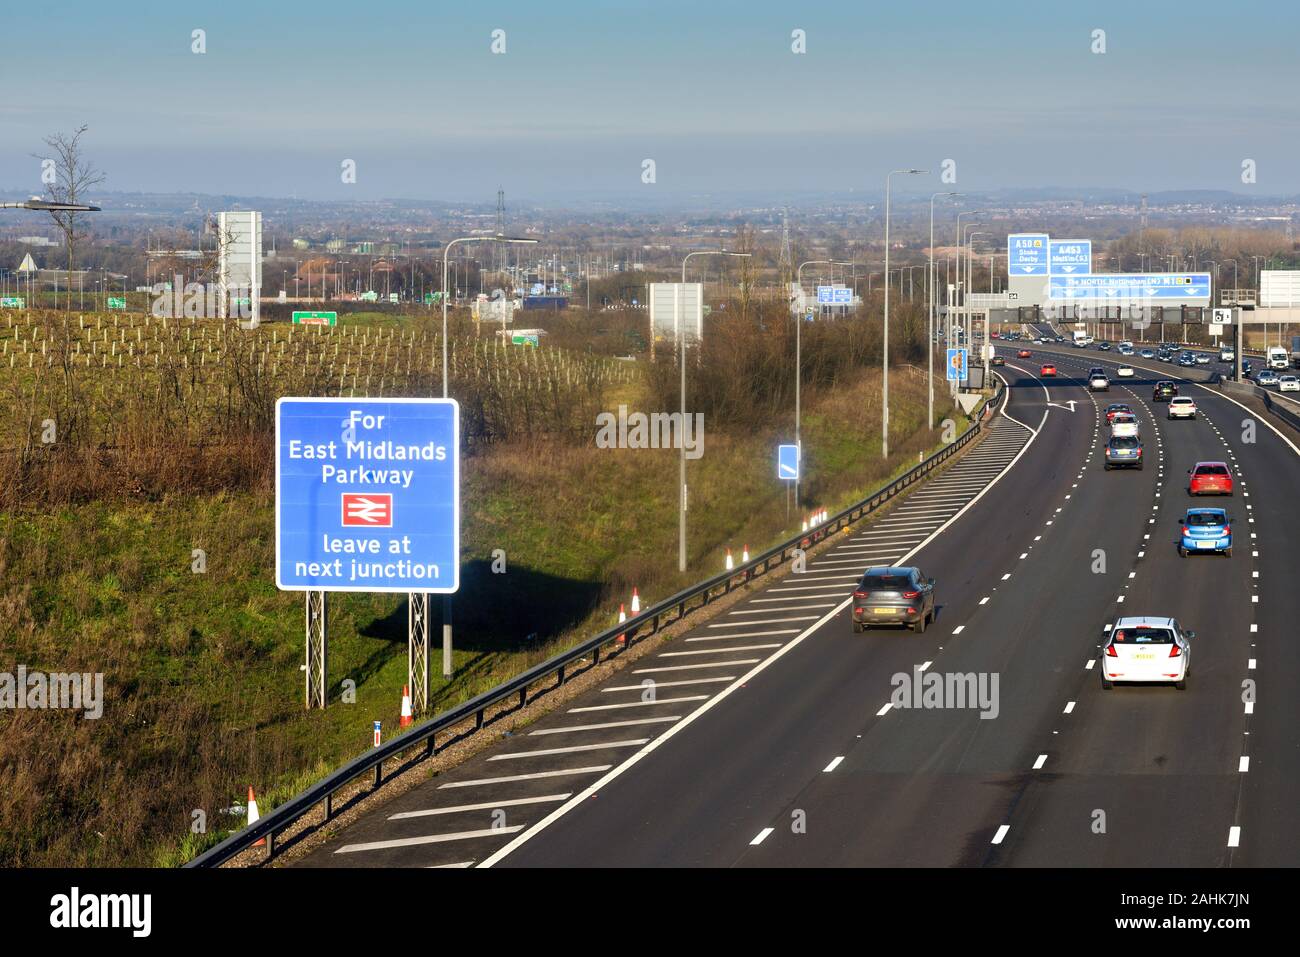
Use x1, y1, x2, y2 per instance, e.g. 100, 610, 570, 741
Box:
478, 375, 1044, 868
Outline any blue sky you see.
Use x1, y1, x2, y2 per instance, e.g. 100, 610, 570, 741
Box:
5, 0, 1298, 201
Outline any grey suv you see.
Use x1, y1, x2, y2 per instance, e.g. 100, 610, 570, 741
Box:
852, 566, 936, 634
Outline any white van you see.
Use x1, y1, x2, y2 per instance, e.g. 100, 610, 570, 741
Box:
1268, 346, 1288, 370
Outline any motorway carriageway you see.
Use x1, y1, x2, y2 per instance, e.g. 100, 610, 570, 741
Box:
297, 343, 1300, 867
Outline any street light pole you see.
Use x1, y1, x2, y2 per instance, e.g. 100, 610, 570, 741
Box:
967, 232, 988, 354
928, 192, 960, 428
678, 250, 751, 573
436, 233, 538, 690
883, 169, 926, 459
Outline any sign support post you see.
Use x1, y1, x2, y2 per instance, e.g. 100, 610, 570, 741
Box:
305, 590, 327, 709
408, 591, 429, 715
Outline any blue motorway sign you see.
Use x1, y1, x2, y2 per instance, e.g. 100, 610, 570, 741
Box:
275, 398, 460, 593
1048, 273, 1211, 301
1008, 234, 1049, 276
816, 286, 853, 304
1049, 240, 1091, 275
778, 443, 800, 481
946, 348, 968, 382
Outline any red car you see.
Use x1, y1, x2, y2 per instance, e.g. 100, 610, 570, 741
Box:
1018, 349, 1032, 358
1188, 461, 1234, 496
1105, 403, 1134, 423
1040, 364, 1057, 377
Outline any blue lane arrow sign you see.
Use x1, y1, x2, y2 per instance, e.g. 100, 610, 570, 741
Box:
1008, 234, 1049, 276
1049, 239, 1092, 275
1047, 273, 1211, 300
778, 444, 800, 481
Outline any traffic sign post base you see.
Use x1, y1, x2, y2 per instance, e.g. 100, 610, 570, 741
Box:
408, 592, 429, 717
442, 597, 453, 680
305, 590, 327, 709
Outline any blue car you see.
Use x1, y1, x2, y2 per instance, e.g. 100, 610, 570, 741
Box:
1179, 508, 1232, 557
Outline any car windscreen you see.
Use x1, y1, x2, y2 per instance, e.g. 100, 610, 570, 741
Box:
1195, 464, 1229, 475
1186, 512, 1225, 526
861, 574, 912, 589
1109, 436, 1140, 449
1111, 627, 1174, 644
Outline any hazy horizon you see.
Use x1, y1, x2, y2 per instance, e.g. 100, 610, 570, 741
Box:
6, 0, 1299, 200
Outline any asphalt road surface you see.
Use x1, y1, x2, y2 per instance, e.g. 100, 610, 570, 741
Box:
295, 340, 1299, 867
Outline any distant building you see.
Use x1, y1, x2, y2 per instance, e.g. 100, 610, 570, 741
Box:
17, 236, 59, 248
292, 238, 311, 250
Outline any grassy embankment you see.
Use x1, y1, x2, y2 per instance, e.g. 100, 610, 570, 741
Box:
0, 310, 959, 866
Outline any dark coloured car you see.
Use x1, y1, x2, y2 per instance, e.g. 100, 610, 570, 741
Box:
991, 355, 1005, 366
852, 566, 936, 634
1152, 380, 1178, 401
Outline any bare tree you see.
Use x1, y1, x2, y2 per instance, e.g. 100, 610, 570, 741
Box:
36, 126, 106, 309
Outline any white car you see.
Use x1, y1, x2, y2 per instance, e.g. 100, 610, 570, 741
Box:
1194, 354, 1211, 365
1219, 349, 1235, 362
1101, 617, 1191, 690
1279, 375, 1299, 392
1109, 412, 1140, 438
1167, 396, 1198, 420
1116, 364, 1135, 377
1088, 370, 1110, 391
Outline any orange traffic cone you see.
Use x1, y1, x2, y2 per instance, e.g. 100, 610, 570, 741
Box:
725, 548, 734, 571
617, 603, 627, 644
400, 685, 413, 727
630, 588, 641, 614
247, 785, 265, 847
742, 545, 750, 563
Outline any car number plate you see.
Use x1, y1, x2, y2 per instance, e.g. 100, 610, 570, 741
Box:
1134, 653, 1154, 660
1196, 541, 1213, 549
873, 608, 896, 615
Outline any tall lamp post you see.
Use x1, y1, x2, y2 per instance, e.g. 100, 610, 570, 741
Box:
678, 250, 751, 572
952, 211, 984, 390
883, 168, 926, 458
435, 233, 538, 688
928, 192, 960, 428
959, 223, 985, 361
793, 259, 850, 513
967, 231, 989, 351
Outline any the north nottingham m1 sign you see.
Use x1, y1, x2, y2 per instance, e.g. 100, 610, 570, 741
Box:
275, 398, 460, 593
1048, 273, 1211, 301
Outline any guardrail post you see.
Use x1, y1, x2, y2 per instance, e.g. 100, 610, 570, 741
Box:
374, 762, 382, 788
266, 830, 275, 858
